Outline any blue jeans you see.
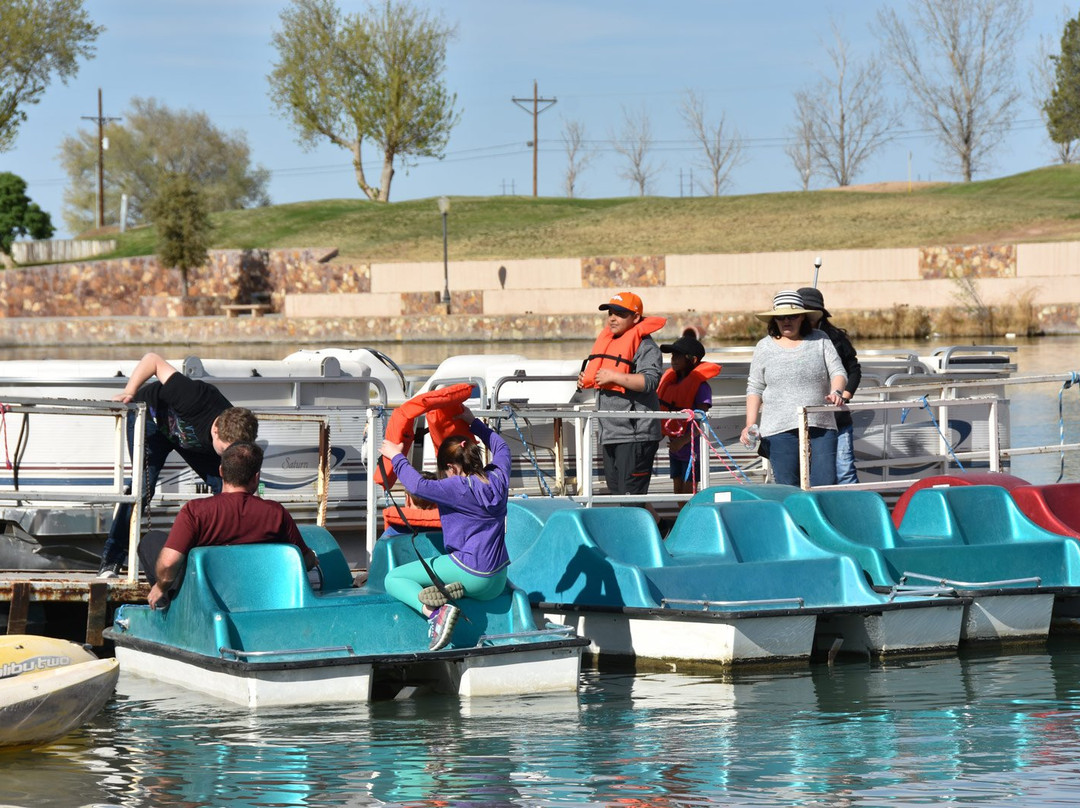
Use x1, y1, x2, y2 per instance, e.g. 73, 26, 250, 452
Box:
763, 428, 838, 487
100, 411, 223, 566
835, 423, 858, 484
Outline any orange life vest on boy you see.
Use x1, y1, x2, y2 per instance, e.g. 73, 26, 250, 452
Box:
657, 362, 721, 437
579, 316, 667, 393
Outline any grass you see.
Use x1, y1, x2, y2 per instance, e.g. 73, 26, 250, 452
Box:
95, 164, 1080, 264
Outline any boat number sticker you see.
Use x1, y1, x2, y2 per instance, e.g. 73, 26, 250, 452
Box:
0, 654, 73, 679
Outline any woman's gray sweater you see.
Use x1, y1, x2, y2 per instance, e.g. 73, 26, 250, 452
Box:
746, 331, 846, 436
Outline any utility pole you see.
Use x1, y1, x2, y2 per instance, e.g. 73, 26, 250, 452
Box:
512, 80, 556, 197
81, 88, 121, 229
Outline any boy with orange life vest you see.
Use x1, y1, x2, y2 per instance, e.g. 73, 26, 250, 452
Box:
578, 291, 666, 496
658, 335, 719, 498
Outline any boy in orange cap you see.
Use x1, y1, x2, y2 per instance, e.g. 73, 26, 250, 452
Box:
578, 292, 667, 496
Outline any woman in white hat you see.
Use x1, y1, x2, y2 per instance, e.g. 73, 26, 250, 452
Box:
741, 290, 847, 487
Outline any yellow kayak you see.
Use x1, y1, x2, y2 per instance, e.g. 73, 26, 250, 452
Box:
0, 635, 119, 749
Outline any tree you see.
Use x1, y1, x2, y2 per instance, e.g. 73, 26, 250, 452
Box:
0, 0, 102, 152
58, 97, 270, 235
268, 0, 460, 202
1032, 9, 1078, 164
785, 102, 817, 191
878, 0, 1031, 182
611, 106, 662, 196
1043, 10, 1080, 161
0, 172, 54, 262
792, 21, 898, 188
147, 173, 211, 300
561, 118, 594, 198
679, 90, 743, 196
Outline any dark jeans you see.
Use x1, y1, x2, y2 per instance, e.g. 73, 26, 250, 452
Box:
763, 428, 838, 487
100, 411, 222, 566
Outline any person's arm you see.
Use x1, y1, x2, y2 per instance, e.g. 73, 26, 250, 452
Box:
148, 547, 185, 609
594, 368, 646, 392
822, 339, 848, 406
742, 394, 763, 445
471, 417, 511, 479
114, 352, 178, 403
742, 344, 766, 444
837, 335, 862, 399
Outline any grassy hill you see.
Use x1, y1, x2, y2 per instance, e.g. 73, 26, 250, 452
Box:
104, 164, 1080, 264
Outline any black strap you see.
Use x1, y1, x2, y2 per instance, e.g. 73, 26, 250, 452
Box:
377, 456, 465, 615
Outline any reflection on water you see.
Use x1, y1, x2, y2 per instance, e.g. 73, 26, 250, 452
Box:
6, 645, 1080, 806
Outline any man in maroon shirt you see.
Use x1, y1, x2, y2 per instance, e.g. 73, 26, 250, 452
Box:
140, 441, 319, 609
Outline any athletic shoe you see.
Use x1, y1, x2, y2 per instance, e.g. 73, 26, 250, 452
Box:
427, 604, 460, 651
418, 581, 465, 608
97, 561, 123, 579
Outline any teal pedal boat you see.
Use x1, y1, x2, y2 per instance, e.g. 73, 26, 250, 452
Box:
105, 526, 587, 707
784, 485, 1080, 643
504, 495, 963, 667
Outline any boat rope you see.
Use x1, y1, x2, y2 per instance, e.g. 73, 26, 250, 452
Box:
694, 411, 753, 484
500, 404, 554, 497
1056, 372, 1079, 482
917, 395, 966, 472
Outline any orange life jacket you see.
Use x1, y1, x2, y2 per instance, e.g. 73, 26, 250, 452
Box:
373, 382, 476, 490
579, 316, 667, 393
383, 503, 442, 532
658, 362, 721, 437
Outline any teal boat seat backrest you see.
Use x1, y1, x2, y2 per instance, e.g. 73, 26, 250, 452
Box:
663, 506, 738, 561
714, 500, 832, 562
505, 498, 581, 560
578, 507, 666, 568
366, 530, 446, 592
189, 543, 310, 612
298, 525, 355, 591
689, 484, 801, 507
899, 485, 1062, 546
786, 490, 898, 550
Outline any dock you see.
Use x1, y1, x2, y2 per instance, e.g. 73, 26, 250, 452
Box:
1, 570, 148, 646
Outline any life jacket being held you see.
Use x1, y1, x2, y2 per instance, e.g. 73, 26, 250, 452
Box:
383, 503, 442, 533
658, 362, 721, 437
374, 382, 476, 490
579, 316, 667, 393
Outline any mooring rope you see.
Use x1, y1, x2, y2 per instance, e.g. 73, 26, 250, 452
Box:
1056, 372, 1079, 483
501, 405, 554, 497
693, 410, 753, 484
914, 395, 966, 472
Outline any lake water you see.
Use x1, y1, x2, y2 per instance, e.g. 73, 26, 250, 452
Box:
6, 644, 1080, 807
4, 336, 1080, 806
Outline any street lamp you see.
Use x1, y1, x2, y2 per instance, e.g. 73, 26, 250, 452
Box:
438, 196, 450, 310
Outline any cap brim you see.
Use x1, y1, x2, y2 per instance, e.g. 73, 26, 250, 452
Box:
755, 308, 822, 323
599, 305, 634, 315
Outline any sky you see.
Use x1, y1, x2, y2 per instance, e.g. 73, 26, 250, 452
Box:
2, 0, 1071, 238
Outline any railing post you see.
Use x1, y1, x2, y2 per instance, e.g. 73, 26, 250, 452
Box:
126, 403, 146, 583
798, 406, 810, 489
366, 407, 378, 562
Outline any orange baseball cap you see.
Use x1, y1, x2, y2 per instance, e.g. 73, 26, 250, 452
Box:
598, 291, 643, 316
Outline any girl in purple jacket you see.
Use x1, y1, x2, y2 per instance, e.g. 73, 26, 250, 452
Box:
380, 408, 511, 651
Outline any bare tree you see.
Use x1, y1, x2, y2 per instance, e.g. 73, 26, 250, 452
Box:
561, 118, 594, 198
786, 95, 817, 191
878, 0, 1032, 182
679, 90, 743, 196
611, 106, 662, 196
793, 20, 899, 187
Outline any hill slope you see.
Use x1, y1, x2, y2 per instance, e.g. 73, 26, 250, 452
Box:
104, 164, 1080, 264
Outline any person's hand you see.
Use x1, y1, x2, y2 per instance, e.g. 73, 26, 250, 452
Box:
148, 583, 169, 610
113, 392, 134, 403
826, 390, 845, 406
740, 425, 754, 447
576, 370, 587, 390
380, 439, 404, 460
594, 368, 618, 388
668, 434, 690, 452
458, 405, 475, 425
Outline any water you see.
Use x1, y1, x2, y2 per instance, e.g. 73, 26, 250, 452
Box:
6, 645, 1080, 807
4, 336, 1080, 806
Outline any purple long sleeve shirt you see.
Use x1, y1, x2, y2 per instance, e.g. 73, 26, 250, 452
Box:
391, 418, 511, 576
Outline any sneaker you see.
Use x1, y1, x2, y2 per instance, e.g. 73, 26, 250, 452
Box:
427, 604, 460, 651
418, 581, 465, 608
97, 561, 123, 579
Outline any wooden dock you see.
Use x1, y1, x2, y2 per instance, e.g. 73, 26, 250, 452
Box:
1, 570, 149, 646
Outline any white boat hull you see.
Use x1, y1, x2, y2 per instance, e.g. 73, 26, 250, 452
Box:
114, 643, 583, 707
815, 603, 965, 655
537, 608, 818, 665
960, 593, 1055, 642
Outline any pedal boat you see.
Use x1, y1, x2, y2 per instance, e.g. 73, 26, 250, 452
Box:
105, 526, 587, 707
784, 485, 1080, 643
504, 496, 964, 667
0, 635, 118, 749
